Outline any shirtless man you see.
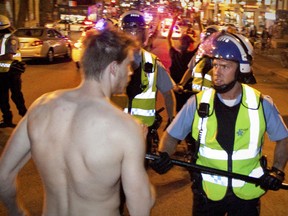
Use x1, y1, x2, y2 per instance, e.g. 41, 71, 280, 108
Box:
0, 29, 155, 216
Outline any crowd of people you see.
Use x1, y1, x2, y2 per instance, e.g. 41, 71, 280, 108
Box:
0, 10, 287, 216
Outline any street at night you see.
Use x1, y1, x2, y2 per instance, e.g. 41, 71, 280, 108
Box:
1, 0, 288, 215
0, 35, 288, 215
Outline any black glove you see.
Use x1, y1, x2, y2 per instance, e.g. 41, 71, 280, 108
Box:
10, 60, 26, 73
259, 166, 285, 191
150, 152, 173, 174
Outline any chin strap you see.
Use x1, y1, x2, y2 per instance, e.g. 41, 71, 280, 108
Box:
213, 79, 237, 93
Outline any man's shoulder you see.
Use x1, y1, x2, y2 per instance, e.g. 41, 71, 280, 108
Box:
99, 103, 141, 130
26, 91, 66, 119
32, 91, 59, 105
261, 94, 275, 110
104, 109, 144, 146
115, 110, 142, 131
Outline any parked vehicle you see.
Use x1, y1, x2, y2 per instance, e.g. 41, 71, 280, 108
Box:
45, 19, 94, 32
70, 19, 94, 31
160, 23, 182, 38
45, 20, 73, 31
14, 27, 72, 63
160, 18, 182, 39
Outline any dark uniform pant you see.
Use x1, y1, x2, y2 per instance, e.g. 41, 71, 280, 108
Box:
0, 73, 13, 122
0, 72, 26, 122
9, 72, 27, 116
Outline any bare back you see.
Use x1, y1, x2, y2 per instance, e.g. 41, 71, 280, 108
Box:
27, 88, 152, 216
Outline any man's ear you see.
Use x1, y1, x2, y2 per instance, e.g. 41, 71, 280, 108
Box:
110, 61, 117, 76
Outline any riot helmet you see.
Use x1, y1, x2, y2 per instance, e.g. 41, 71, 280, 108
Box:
0, 15, 15, 34
119, 10, 146, 44
210, 33, 256, 93
200, 25, 219, 42
231, 33, 256, 84
0, 15, 10, 30
232, 33, 253, 60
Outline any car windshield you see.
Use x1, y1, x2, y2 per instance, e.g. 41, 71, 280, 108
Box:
15, 29, 44, 37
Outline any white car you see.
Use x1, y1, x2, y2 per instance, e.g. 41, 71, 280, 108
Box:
45, 19, 94, 32
160, 24, 182, 39
15, 27, 72, 63
70, 19, 94, 32
45, 20, 73, 31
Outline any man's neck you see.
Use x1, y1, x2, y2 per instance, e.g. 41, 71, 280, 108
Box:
81, 80, 110, 99
218, 82, 242, 100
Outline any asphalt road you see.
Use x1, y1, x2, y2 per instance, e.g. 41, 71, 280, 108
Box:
0, 36, 288, 216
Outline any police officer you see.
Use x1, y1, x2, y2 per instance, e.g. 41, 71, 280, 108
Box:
151, 32, 288, 215
177, 26, 257, 95
119, 10, 176, 153
0, 15, 27, 128
118, 10, 176, 215
176, 25, 220, 94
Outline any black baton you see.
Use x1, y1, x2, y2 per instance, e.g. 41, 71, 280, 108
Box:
146, 153, 288, 190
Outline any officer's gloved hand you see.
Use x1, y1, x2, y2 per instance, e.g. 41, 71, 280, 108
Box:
150, 152, 173, 174
259, 166, 285, 191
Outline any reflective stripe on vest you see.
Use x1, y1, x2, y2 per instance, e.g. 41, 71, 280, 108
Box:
192, 84, 266, 200
0, 60, 12, 72
129, 108, 155, 116
1, 33, 11, 55
191, 58, 212, 92
124, 49, 157, 126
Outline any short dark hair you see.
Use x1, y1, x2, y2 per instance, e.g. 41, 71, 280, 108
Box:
180, 34, 194, 45
81, 28, 138, 81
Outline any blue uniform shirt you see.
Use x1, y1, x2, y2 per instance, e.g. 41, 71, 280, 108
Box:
168, 93, 288, 142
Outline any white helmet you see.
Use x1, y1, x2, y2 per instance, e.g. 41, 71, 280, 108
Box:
0, 15, 10, 30
233, 33, 254, 58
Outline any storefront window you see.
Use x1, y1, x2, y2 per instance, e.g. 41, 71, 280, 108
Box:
243, 11, 254, 26
224, 10, 238, 24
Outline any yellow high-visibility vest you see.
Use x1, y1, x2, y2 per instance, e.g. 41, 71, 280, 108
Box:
192, 84, 266, 200
124, 49, 158, 126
